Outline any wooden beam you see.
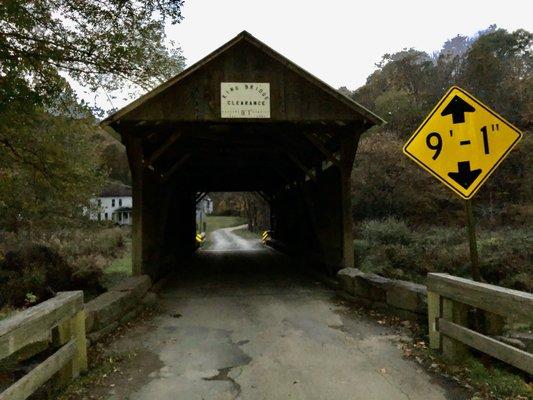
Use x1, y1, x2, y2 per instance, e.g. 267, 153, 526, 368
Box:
160, 154, 191, 183
273, 167, 292, 185
195, 191, 206, 201
428, 291, 441, 350
441, 298, 469, 362
0, 340, 77, 400
339, 133, 358, 268
304, 132, 341, 168
0, 292, 83, 360
284, 151, 316, 181
144, 132, 182, 168
438, 319, 533, 375
195, 192, 208, 204
427, 273, 533, 321
255, 191, 272, 204
125, 135, 144, 275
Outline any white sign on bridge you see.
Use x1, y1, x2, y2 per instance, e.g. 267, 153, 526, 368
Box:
220, 82, 270, 118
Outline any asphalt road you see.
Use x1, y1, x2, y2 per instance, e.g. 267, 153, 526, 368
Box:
96, 229, 465, 400
205, 224, 262, 252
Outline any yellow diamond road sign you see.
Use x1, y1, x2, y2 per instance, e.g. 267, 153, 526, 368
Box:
403, 86, 523, 200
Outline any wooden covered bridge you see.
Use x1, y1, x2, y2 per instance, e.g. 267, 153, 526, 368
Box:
101, 31, 383, 279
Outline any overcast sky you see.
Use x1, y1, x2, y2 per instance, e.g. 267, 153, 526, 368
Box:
84, 0, 533, 111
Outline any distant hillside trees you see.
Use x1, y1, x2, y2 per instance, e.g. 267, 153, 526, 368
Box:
352, 27, 532, 135
347, 27, 531, 226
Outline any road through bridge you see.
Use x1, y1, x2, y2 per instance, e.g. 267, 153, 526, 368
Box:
89, 229, 465, 400
96, 32, 466, 400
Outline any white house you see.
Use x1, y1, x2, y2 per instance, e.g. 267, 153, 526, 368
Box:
89, 182, 132, 225
196, 196, 213, 232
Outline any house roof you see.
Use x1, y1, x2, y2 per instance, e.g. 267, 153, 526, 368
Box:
101, 30, 384, 127
99, 181, 131, 197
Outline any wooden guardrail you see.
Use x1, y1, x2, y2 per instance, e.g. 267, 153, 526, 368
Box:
427, 273, 533, 375
0, 291, 87, 400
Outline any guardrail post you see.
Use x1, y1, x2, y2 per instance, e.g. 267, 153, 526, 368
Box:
427, 291, 441, 350
52, 308, 87, 388
52, 318, 72, 388
71, 309, 88, 377
441, 298, 469, 362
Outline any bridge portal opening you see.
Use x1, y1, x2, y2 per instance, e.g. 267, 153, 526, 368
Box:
195, 191, 270, 251
101, 31, 383, 281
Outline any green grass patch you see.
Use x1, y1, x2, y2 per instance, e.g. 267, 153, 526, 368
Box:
203, 216, 246, 234
464, 357, 532, 399
102, 239, 132, 289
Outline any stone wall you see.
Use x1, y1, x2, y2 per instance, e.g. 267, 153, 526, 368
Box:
337, 268, 427, 320
85, 275, 156, 343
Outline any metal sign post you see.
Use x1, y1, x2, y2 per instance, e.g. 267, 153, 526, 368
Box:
464, 199, 481, 281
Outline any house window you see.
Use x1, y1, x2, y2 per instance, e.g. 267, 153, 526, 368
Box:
112, 199, 115, 207
104, 212, 108, 220
119, 198, 122, 206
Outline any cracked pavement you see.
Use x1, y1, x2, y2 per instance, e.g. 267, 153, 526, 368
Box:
101, 230, 465, 400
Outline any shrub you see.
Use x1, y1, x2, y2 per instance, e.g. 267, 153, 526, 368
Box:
0, 227, 129, 307
355, 219, 533, 291
1, 265, 48, 307
360, 217, 413, 245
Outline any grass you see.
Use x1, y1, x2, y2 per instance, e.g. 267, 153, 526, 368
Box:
102, 238, 132, 289
457, 356, 532, 399
202, 215, 246, 234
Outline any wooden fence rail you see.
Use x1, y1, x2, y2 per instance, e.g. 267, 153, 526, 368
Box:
0, 291, 87, 400
427, 273, 533, 375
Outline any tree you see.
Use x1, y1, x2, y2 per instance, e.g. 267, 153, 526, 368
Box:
0, 0, 186, 231
0, 102, 106, 232
101, 142, 132, 185
1, 0, 185, 106
459, 29, 532, 128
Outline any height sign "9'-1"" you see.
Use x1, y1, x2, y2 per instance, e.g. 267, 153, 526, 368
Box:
403, 86, 522, 200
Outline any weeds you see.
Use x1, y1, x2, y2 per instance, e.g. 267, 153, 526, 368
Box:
356, 218, 532, 291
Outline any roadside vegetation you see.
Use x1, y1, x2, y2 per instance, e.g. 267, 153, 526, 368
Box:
344, 26, 531, 290
0, 0, 185, 314
344, 27, 532, 396
102, 238, 133, 289
0, 226, 130, 310
355, 218, 532, 291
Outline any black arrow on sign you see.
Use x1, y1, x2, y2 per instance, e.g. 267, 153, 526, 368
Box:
440, 95, 475, 124
447, 161, 482, 189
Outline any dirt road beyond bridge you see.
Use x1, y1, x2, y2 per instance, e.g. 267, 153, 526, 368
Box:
97, 229, 464, 400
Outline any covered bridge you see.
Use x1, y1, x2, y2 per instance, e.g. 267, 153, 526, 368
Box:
101, 31, 383, 280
